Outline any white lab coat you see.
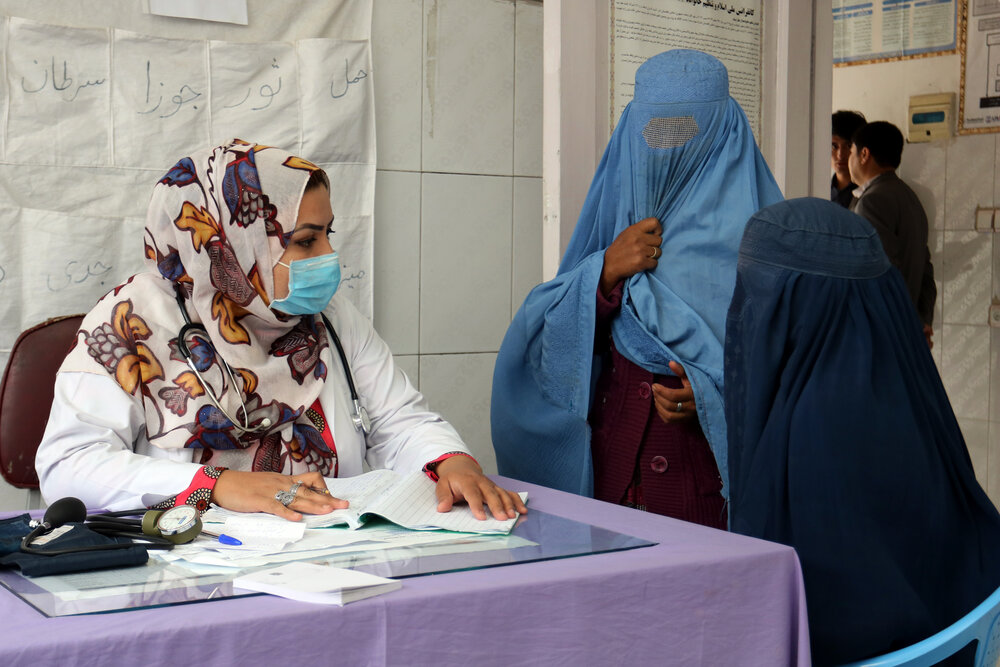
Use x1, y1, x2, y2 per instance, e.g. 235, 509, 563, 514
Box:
35, 294, 470, 510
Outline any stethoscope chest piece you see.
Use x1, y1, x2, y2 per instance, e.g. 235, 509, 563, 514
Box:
352, 399, 371, 435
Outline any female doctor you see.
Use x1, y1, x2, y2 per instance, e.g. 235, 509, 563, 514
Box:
35, 139, 526, 522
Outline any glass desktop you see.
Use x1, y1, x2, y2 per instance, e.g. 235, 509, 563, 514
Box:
0, 508, 655, 617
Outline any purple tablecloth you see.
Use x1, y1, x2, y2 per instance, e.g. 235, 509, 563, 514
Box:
2, 477, 810, 666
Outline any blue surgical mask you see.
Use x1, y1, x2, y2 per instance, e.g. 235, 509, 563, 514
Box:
270, 251, 341, 315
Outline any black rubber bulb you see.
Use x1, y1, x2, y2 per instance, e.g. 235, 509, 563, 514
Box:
42, 497, 87, 528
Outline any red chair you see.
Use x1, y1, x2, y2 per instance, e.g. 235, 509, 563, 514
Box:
0, 315, 84, 489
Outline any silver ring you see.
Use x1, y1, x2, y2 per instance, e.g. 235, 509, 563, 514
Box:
676, 402, 683, 413
275, 481, 302, 507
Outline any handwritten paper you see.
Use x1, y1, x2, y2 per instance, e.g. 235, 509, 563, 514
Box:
0, 11, 376, 380
329, 214, 373, 311
2, 18, 375, 173
6, 18, 111, 165
0, 207, 145, 347
113, 30, 210, 167
297, 38, 375, 164
210, 41, 300, 150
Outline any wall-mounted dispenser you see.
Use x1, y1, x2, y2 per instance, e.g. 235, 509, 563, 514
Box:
907, 93, 955, 143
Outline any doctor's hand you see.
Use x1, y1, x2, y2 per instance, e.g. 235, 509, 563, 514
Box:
652, 361, 696, 423
212, 470, 349, 521
600, 217, 663, 297
433, 455, 528, 521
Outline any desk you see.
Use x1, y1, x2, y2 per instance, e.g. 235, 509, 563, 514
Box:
1, 477, 810, 666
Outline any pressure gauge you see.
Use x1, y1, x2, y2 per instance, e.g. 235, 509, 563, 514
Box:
142, 506, 202, 544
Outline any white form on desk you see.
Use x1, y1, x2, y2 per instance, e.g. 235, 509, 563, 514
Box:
159, 526, 534, 570
233, 562, 401, 606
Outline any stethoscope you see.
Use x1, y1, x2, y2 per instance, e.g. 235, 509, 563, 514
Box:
172, 285, 371, 436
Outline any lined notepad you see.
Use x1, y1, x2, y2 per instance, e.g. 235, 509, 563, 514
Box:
207, 469, 525, 534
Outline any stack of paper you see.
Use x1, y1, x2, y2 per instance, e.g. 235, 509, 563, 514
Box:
233, 561, 401, 606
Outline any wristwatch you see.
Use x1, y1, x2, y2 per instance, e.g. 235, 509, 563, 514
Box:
141, 506, 203, 544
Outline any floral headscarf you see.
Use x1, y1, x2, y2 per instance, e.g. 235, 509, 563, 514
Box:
60, 139, 338, 475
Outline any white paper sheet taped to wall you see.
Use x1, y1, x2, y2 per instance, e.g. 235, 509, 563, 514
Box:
0, 10, 375, 376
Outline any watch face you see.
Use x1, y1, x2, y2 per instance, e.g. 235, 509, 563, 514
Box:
157, 505, 198, 535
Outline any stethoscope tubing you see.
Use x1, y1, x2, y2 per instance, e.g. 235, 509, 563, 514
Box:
321, 312, 371, 435
172, 284, 369, 436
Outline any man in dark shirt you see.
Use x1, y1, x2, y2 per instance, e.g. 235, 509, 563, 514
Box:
849, 120, 936, 348
831, 110, 866, 207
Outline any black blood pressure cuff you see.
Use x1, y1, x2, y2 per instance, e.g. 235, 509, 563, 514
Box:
0, 514, 33, 557
0, 514, 148, 577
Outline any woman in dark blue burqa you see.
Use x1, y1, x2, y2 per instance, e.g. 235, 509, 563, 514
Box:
725, 197, 1000, 665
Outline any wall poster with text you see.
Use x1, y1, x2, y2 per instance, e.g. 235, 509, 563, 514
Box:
833, 0, 958, 66
960, 0, 1000, 133
609, 0, 762, 140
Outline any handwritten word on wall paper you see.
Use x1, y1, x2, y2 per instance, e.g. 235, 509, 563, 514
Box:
0, 207, 147, 358
3, 17, 374, 168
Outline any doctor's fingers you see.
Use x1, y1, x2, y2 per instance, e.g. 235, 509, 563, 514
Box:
497, 486, 528, 516
463, 481, 518, 521
269, 491, 346, 521
295, 471, 331, 494
288, 473, 349, 515
286, 493, 349, 518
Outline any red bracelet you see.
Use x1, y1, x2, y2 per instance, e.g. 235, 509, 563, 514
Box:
422, 452, 477, 482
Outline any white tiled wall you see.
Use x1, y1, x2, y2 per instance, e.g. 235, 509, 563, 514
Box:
372, 0, 543, 471
373, 169, 421, 355
420, 173, 514, 353
898, 136, 1000, 506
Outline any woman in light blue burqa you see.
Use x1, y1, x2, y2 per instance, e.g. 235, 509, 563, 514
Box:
491, 49, 781, 525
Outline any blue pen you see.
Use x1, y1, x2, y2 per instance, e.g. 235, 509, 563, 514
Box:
218, 534, 243, 546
